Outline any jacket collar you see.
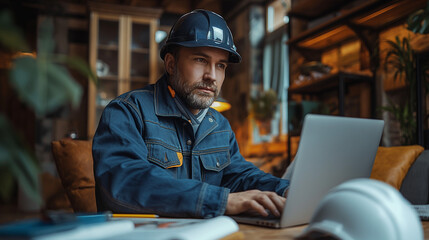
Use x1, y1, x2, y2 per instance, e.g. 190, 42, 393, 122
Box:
154, 74, 182, 117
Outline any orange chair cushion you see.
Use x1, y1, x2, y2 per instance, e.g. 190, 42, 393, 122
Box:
51, 139, 96, 213
371, 145, 424, 190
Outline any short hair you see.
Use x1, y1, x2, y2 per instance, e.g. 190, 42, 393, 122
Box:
163, 44, 181, 61
163, 45, 181, 77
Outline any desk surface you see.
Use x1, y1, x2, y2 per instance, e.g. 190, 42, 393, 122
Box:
0, 205, 427, 240
239, 221, 429, 240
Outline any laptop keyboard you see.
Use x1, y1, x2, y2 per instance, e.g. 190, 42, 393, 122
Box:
234, 212, 280, 220
414, 205, 429, 221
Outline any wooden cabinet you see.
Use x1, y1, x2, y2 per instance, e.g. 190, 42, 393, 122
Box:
87, 3, 162, 138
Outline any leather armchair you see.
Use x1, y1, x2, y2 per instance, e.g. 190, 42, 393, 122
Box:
51, 139, 97, 213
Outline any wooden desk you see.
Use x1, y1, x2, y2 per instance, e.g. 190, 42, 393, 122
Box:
1, 204, 428, 240
239, 221, 429, 240
238, 224, 306, 239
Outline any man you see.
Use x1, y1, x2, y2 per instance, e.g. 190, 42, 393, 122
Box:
93, 9, 289, 218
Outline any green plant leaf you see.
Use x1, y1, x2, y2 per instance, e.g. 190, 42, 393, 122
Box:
46, 62, 83, 109
0, 10, 29, 52
407, 12, 423, 33
407, 1, 429, 34
9, 57, 40, 111
54, 55, 98, 85
37, 18, 55, 56
10, 149, 41, 204
0, 166, 15, 203
0, 115, 41, 204
384, 37, 415, 86
421, 15, 429, 34
10, 56, 46, 115
10, 56, 83, 115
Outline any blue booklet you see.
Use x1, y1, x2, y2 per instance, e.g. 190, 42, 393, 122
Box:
0, 214, 238, 240
0, 213, 108, 238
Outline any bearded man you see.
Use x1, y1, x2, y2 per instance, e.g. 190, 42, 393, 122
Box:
93, 9, 289, 218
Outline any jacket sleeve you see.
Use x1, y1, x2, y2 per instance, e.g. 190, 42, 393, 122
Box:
93, 99, 229, 218
220, 128, 290, 196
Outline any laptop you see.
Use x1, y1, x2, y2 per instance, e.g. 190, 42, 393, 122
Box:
233, 114, 384, 228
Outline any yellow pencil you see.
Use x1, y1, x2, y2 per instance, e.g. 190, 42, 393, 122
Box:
111, 213, 159, 218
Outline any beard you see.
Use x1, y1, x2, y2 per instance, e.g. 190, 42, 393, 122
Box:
169, 67, 218, 110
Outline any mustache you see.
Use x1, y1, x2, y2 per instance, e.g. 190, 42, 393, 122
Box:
192, 82, 217, 93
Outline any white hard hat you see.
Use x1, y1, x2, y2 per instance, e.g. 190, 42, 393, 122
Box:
296, 178, 423, 240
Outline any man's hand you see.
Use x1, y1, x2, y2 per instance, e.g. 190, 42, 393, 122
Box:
284, 188, 289, 198
225, 190, 286, 217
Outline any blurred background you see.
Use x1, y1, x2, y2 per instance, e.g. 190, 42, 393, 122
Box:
1, 0, 429, 218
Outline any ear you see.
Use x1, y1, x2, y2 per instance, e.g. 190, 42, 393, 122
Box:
164, 53, 176, 75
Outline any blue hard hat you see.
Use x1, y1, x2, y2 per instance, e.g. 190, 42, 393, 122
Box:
160, 9, 241, 63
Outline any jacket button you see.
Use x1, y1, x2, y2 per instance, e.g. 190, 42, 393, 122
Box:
216, 161, 220, 167
186, 139, 192, 145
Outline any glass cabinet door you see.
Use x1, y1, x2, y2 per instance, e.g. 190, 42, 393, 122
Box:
95, 19, 120, 128
130, 22, 151, 90
88, 8, 160, 138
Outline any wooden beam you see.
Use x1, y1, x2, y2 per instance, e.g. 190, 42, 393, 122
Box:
223, 0, 266, 21
88, 2, 162, 18
161, 0, 176, 8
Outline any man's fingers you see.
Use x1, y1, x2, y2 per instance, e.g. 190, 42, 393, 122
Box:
254, 194, 281, 217
246, 200, 269, 217
225, 190, 287, 217
266, 192, 286, 213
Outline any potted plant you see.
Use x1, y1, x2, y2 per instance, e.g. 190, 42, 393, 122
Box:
381, 0, 429, 145
407, 0, 429, 34
0, 10, 96, 205
381, 34, 429, 145
381, 36, 416, 145
250, 89, 278, 135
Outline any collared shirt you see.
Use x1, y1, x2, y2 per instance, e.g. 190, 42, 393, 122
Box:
92, 74, 289, 218
172, 92, 208, 134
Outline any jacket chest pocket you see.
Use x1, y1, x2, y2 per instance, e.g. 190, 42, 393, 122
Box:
147, 143, 183, 169
199, 151, 230, 185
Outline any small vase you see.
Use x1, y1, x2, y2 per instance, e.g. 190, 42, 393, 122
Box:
257, 120, 272, 135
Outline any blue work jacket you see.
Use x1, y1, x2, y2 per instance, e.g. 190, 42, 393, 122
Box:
92, 74, 289, 218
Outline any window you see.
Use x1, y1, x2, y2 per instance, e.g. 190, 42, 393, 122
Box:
267, 0, 290, 33
252, 0, 290, 144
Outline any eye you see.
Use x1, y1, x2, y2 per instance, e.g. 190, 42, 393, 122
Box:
217, 63, 227, 70
195, 58, 207, 63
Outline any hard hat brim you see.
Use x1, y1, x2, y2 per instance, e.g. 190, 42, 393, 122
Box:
160, 41, 241, 63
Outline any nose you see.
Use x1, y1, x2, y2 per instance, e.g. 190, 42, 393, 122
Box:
204, 63, 216, 81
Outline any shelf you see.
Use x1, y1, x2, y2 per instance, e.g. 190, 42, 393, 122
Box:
131, 48, 150, 54
97, 75, 118, 81
287, 0, 427, 51
288, 71, 373, 94
297, 25, 355, 50
98, 44, 119, 51
130, 76, 150, 82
